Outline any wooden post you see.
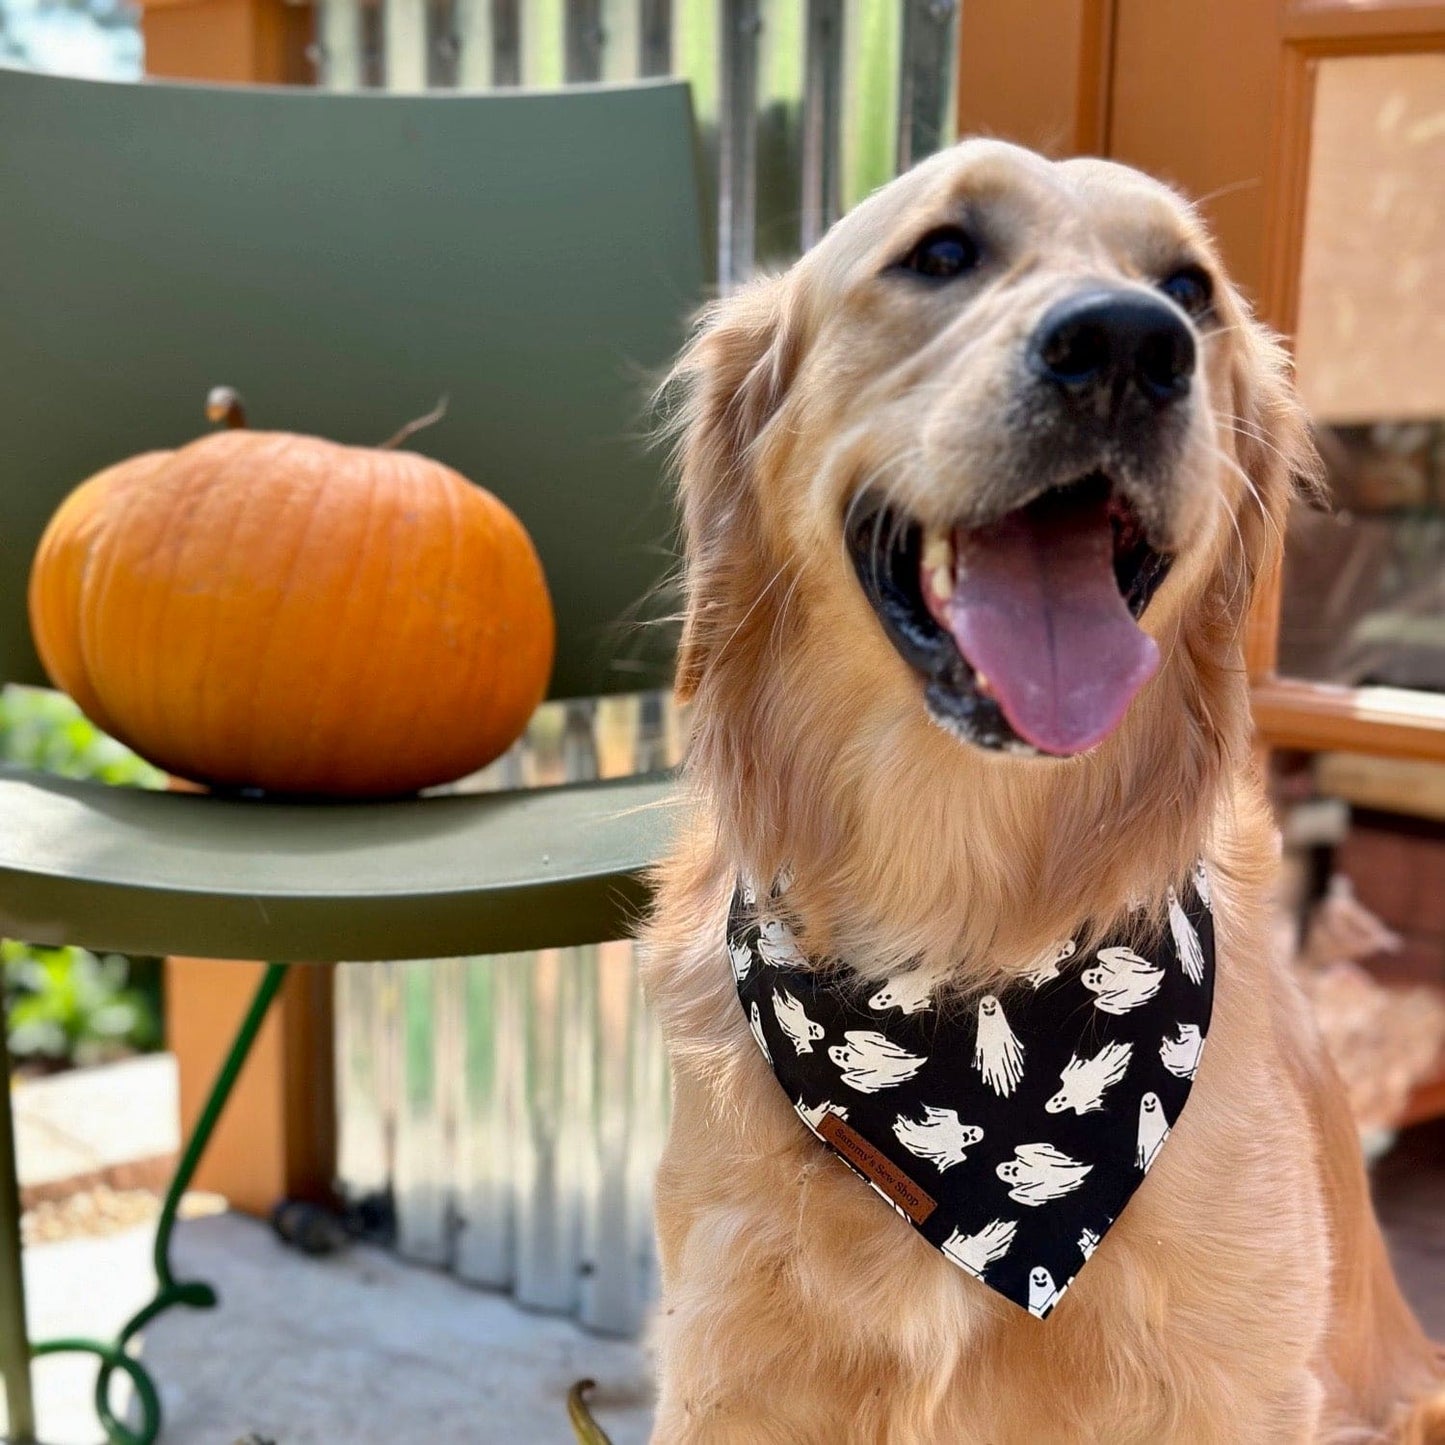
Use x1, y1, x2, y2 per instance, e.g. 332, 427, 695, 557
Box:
166, 958, 336, 1214
138, 0, 314, 85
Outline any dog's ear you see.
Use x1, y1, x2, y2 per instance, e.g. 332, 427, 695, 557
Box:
666, 275, 801, 703
1223, 308, 1327, 604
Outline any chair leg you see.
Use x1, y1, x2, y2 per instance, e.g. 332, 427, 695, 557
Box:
30, 961, 291, 1445
0, 992, 37, 1445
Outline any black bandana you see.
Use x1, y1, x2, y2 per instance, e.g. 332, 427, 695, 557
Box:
730, 865, 1215, 1319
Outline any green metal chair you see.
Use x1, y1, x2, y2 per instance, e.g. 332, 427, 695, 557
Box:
0, 65, 705, 1444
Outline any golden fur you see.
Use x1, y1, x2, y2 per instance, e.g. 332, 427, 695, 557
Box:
641, 140, 1444, 1443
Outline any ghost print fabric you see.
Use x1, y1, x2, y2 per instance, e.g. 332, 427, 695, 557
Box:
730, 864, 1215, 1320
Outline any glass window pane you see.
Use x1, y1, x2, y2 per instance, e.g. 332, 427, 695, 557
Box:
1280, 53, 1445, 691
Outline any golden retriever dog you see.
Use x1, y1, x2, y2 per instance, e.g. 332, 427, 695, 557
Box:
640, 140, 1445, 1443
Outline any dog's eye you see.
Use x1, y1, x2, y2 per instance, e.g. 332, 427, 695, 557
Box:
1158, 265, 1214, 319
897, 226, 980, 281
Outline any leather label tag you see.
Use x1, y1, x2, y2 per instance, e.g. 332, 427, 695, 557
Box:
818, 1111, 937, 1225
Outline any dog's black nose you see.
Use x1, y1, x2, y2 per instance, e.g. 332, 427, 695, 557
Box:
1029, 289, 1196, 409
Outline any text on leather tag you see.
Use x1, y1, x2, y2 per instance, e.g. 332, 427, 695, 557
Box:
818, 1111, 937, 1224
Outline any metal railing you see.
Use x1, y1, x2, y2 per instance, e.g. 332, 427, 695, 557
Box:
328, 0, 959, 1337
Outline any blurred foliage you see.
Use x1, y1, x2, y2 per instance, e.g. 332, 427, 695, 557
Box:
2, 686, 164, 1068
0, 684, 164, 786
2, 939, 160, 1066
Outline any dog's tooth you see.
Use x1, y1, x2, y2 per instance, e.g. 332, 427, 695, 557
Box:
922, 530, 954, 602
976, 672, 994, 697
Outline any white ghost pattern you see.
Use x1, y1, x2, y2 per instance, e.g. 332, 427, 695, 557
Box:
1028, 1266, 1065, 1319
757, 917, 809, 970
868, 971, 934, 1016
974, 995, 1025, 1096
772, 986, 825, 1055
748, 1001, 771, 1064
1159, 1022, 1205, 1080
892, 1106, 983, 1171
1081, 947, 1164, 1015
1044, 1040, 1133, 1115
1078, 1227, 1100, 1261
941, 1218, 1017, 1279
1136, 1092, 1170, 1171
997, 1143, 1092, 1206
728, 940, 753, 984
794, 1097, 848, 1135
1193, 859, 1212, 909
1025, 939, 1077, 989
1167, 888, 1205, 985
828, 1030, 926, 1093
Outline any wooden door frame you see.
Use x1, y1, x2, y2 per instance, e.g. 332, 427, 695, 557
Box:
1250, 2, 1445, 761
958, 0, 1445, 765
956, 0, 1116, 157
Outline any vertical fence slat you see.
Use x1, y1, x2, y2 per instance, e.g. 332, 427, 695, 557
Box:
578, 940, 643, 1334
511, 948, 583, 1311
383, 0, 428, 88
752, 0, 805, 268
638, 0, 671, 76
358, 0, 385, 86
840, 0, 899, 208
896, 0, 959, 172
800, 0, 844, 250
508, 702, 598, 1313
717, 0, 762, 288
491, 0, 522, 85
427, 0, 460, 86
522, 0, 566, 85
627, 972, 669, 1323
596, 0, 640, 81
317, 0, 364, 88
393, 957, 456, 1265
451, 954, 523, 1286
564, 0, 605, 82
452, 0, 486, 87
334, 962, 394, 1204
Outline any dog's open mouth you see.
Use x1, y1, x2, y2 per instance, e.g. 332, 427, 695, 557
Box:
847, 473, 1173, 757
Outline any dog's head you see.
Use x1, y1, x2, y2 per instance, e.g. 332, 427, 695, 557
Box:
668, 141, 1320, 961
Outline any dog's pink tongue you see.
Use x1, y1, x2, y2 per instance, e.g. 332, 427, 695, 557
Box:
942, 491, 1159, 756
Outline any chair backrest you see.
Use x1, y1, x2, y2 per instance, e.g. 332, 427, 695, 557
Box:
0, 66, 708, 700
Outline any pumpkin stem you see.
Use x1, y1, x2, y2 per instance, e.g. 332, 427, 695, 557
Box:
206, 387, 248, 429
379, 395, 449, 451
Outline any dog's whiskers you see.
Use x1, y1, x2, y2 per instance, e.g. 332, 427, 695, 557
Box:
1217, 413, 1303, 472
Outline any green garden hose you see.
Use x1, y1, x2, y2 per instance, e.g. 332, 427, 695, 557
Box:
567, 1379, 613, 1444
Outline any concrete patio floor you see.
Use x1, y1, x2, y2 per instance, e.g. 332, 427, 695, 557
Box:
13, 1054, 1445, 1445
21, 1211, 654, 1445
23, 1123, 1445, 1445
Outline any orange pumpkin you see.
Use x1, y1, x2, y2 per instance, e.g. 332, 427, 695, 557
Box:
29, 401, 554, 797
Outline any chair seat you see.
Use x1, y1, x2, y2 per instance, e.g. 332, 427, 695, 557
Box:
0, 765, 680, 962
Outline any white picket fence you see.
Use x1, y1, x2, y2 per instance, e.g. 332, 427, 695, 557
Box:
329, 0, 959, 1336
336, 693, 684, 1335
